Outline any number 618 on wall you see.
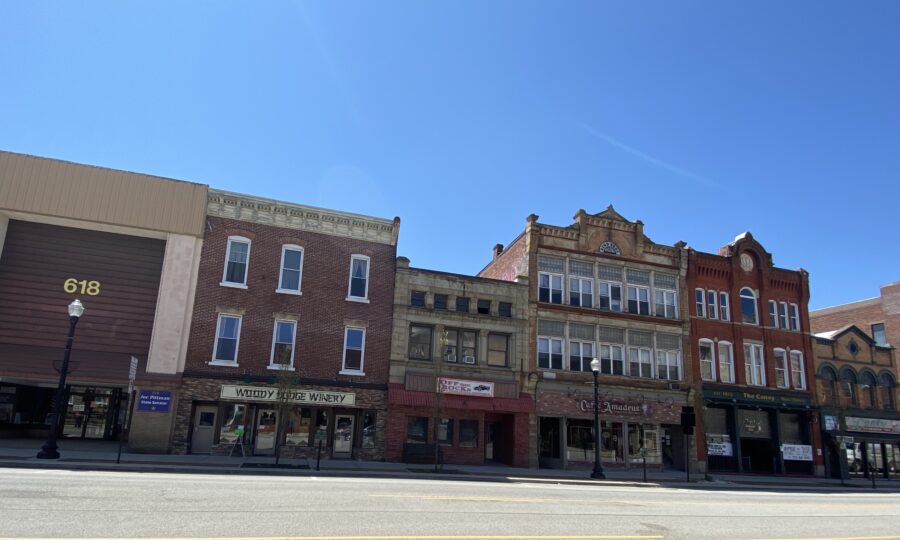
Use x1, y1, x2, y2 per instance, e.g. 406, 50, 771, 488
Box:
64, 278, 101, 296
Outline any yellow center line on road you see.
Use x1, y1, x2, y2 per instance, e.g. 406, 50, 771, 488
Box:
368, 494, 640, 505
0, 537, 664, 540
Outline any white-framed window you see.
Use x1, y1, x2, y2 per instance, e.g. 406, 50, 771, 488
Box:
347, 255, 370, 302
599, 281, 623, 312
790, 351, 806, 390
740, 287, 758, 325
627, 286, 650, 316
628, 347, 653, 378
538, 272, 563, 304
599, 343, 625, 375
445, 328, 477, 364
211, 314, 242, 365
695, 289, 706, 318
717, 341, 735, 383
719, 292, 730, 321
774, 348, 789, 388
768, 300, 778, 328
789, 303, 800, 331
569, 277, 594, 308
656, 350, 681, 381
744, 343, 765, 386
779, 302, 789, 330
655, 289, 677, 319
706, 290, 718, 320
341, 326, 366, 374
269, 320, 297, 369
538, 336, 564, 370
699, 339, 715, 381
221, 236, 251, 288
569, 340, 595, 372
276, 245, 304, 294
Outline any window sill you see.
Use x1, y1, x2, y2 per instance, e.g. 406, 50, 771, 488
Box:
267, 365, 296, 371
220, 282, 248, 290
275, 288, 302, 296
346, 297, 370, 304
208, 361, 239, 367
339, 370, 365, 376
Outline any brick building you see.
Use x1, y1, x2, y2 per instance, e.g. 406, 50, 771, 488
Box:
171, 189, 399, 460
812, 326, 898, 479
0, 151, 207, 453
480, 207, 694, 471
810, 282, 900, 350
386, 258, 532, 467
688, 232, 822, 476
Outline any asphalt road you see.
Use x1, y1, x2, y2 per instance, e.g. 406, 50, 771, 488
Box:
0, 468, 898, 540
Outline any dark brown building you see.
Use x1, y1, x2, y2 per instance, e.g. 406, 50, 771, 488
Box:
172, 189, 400, 460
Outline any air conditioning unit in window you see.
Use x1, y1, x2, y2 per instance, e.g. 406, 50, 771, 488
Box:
667, 382, 682, 391
463, 356, 476, 364
445, 354, 457, 363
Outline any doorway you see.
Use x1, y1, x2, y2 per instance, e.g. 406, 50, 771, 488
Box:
254, 409, 277, 455
485, 421, 501, 462
539, 416, 562, 468
332, 414, 354, 458
190, 405, 217, 454
62, 387, 118, 440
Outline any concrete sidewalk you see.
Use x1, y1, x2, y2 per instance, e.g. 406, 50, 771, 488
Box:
1, 438, 896, 491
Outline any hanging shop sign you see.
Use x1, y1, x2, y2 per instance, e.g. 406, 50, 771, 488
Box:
137, 390, 172, 413
845, 416, 900, 435
219, 385, 356, 406
781, 444, 813, 461
437, 378, 494, 398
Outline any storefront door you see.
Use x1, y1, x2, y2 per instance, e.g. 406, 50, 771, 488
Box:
254, 409, 277, 455
486, 421, 501, 462
62, 387, 116, 440
539, 417, 563, 468
190, 406, 217, 454
332, 414, 354, 458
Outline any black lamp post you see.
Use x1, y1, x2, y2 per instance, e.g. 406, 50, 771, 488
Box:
590, 357, 605, 479
37, 299, 85, 459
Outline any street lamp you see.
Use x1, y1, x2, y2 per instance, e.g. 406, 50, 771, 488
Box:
590, 357, 605, 479
37, 299, 85, 459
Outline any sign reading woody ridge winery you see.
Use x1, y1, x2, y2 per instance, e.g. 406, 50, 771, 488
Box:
220, 385, 356, 406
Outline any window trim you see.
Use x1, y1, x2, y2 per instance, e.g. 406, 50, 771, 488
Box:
773, 347, 789, 389
340, 326, 366, 375
346, 254, 371, 303
789, 350, 806, 390
789, 303, 800, 331
740, 287, 759, 325
699, 338, 716, 382
568, 339, 595, 373
744, 342, 766, 386
719, 292, 730, 321
538, 271, 564, 305
779, 301, 789, 330
221, 236, 251, 289
408, 324, 433, 361
695, 288, 706, 318
210, 313, 242, 366
599, 280, 623, 312
717, 340, 735, 383
626, 285, 651, 316
569, 276, 594, 308
268, 319, 298, 370
628, 346, 654, 378
537, 336, 564, 371
707, 290, 718, 320
275, 244, 304, 295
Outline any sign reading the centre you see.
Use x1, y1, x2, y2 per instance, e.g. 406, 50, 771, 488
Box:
220, 385, 356, 406
437, 378, 494, 398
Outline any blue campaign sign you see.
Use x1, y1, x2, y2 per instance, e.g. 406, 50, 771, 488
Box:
137, 390, 172, 413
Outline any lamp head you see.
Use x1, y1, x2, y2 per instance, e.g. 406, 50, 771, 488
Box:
590, 358, 600, 373
68, 299, 85, 318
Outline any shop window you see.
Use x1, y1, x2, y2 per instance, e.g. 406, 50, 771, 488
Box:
347, 255, 370, 301
699, 339, 715, 381
341, 327, 365, 374
222, 236, 251, 287
406, 416, 428, 444
601, 421, 625, 463
438, 418, 454, 446
566, 418, 595, 462
459, 419, 479, 448
629, 424, 661, 465
538, 337, 563, 370
433, 294, 448, 310
569, 340, 595, 373
314, 410, 328, 446
790, 351, 806, 390
739, 409, 771, 439
498, 302, 512, 317
628, 347, 653, 378
212, 314, 242, 364
277, 245, 303, 294
743, 343, 765, 386
538, 272, 563, 304
410, 291, 426, 308
740, 288, 758, 325
456, 297, 470, 313
599, 343, 624, 376
570, 277, 594, 308
361, 411, 376, 449
285, 407, 311, 445
408, 325, 433, 361
717, 341, 735, 383
488, 333, 509, 367
219, 404, 247, 444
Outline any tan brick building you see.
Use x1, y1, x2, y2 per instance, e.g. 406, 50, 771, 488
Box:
171, 190, 399, 460
386, 258, 532, 467
810, 282, 900, 351
480, 207, 693, 471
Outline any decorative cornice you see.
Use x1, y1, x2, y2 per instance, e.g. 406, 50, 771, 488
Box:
207, 189, 399, 246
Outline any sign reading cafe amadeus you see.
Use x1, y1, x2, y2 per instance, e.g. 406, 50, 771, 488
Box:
220, 385, 356, 406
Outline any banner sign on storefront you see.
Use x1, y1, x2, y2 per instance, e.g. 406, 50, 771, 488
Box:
781, 444, 813, 461
845, 416, 900, 435
220, 385, 356, 406
137, 390, 172, 413
823, 415, 839, 431
437, 378, 494, 398
707, 442, 734, 456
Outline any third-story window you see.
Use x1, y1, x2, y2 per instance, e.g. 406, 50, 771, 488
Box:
779, 302, 789, 330
277, 245, 303, 293
789, 304, 800, 331
706, 290, 718, 320
341, 327, 365, 373
487, 333, 509, 367
740, 288, 758, 325
790, 351, 806, 390
600, 282, 623, 311
774, 348, 789, 388
744, 343, 765, 386
456, 297, 470, 313
768, 300, 778, 327
498, 302, 512, 317
627, 286, 650, 316
222, 236, 251, 287
347, 255, 370, 301
538, 272, 563, 304
269, 320, 297, 369
569, 277, 594, 308
408, 325, 432, 361
433, 294, 448, 310
696, 289, 706, 318
719, 292, 730, 321
538, 337, 563, 370
699, 339, 715, 381
477, 299, 491, 314
655, 289, 677, 318
410, 291, 426, 308
568, 341, 594, 372
872, 323, 886, 346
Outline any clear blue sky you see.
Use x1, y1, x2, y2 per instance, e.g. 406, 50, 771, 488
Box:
2, 2, 898, 310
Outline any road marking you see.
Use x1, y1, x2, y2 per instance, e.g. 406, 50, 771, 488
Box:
369, 494, 640, 505
746, 537, 900, 540
0, 537, 665, 540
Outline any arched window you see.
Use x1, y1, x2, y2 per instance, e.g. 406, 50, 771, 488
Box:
818, 366, 838, 405
859, 371, 877, 409
740, 287, 758, 325
879, 372, 895, 410
839, 367, 858, 407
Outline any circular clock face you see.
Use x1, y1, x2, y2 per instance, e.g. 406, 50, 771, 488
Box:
740, 253, 754, 272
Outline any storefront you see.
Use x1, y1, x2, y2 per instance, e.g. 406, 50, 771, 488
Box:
703, 388, 817, 475
0, 382, 128, 440
173, 379, 387, 460
536, 388, 686, 470
820, 412, 900, 480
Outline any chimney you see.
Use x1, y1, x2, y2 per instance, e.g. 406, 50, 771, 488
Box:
493, 243, 504, 260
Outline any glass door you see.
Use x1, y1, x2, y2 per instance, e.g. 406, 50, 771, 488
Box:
254, 409, 277, 455
333, 414, 354, 457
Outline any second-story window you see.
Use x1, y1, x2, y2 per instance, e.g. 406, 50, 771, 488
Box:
269, 320, 297, 369
212, 314, 242, 364
341, 327, 366, 373
626, 286, 650, 316
719, 292, 730, 321
410, 291, 426, 308
599, 343, 625, 375
569, 277, 594, 308
538, 336, 563, 370
718, 341, 735, 383
774, 348, 789, 388
222, 236, 251, 287
277, 245, 303, 294
538, 272, 563, 304
790, 351, 806, 390
740, 288, 758, 325
347, 255, 370, 301
699, 339, 715, 381
409, 325, 432, 361
744, 343, 765, 386
446, 329, 477, 364
872, 323, 886, 346
656, 349, 681, 381
568, 340, 594, 372
487, 333, 509, 367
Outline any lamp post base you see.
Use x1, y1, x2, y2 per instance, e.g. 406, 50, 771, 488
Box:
36, 443, 60, 460
590, 467, 605, 479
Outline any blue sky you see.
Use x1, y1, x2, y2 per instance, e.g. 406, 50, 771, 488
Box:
1, 1, 898, 310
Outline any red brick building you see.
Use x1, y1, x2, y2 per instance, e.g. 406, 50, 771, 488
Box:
810, 281, 900, 351
688, 232, 823, 475
171, 189, 400, 460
